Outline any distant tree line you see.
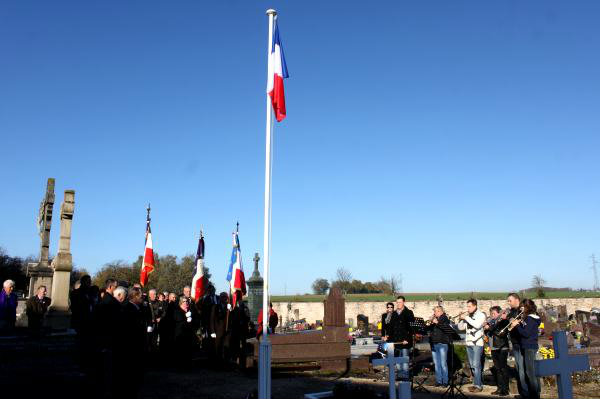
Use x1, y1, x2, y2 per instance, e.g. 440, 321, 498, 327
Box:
312, 267, 402, 295
92, 253, 212, 294
0, 247, 88, 294
0, 247, 211, 296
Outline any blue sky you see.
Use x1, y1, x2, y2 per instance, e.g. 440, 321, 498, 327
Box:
1, 1, 599, 295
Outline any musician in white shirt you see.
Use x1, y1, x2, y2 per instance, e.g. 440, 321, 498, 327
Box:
458, 298, 486, 392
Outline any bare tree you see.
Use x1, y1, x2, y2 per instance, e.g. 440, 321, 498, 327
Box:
335, 267, 353, 284
390, 274, 402, 295
532, 274, 547, 298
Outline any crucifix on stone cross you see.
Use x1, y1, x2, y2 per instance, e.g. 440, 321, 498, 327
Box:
372, 345, 411, 399
535, 330, 589, 399
253, 252, 260, 273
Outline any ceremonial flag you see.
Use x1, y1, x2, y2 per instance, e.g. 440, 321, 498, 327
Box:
191, 232, 207, 302
140, 207, 154, 286
226, 226, 246, 307
267, 19, 289, 122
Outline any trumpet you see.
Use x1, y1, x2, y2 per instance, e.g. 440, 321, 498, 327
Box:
498, 309, 526, 335
449, 311, 467, 322
425, 314, 437, 326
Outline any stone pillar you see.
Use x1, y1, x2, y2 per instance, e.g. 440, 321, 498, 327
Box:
27, 178, 56, 297
46, 190, 75, 330
246, 252, 264, 324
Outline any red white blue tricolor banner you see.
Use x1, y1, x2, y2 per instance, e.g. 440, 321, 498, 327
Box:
140, 216, 154, 286
226, 229, 246, 307
191, 233, 206, 302
267, 19, 289, 122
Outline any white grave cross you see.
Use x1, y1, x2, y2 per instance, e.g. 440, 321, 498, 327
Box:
372, 344, 411, 399
535, 330, 589, 399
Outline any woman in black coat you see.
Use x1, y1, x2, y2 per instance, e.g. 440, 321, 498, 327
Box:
173, 296, 197, 365
381, 302, 395, 341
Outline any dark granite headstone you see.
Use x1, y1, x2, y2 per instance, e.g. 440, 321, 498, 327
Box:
357, 314, 369, 335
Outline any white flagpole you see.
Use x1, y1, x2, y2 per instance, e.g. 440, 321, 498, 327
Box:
259, 8, 276, 399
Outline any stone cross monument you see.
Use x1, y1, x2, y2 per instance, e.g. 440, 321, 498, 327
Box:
246, 252, 264, 324
46, 190, 75, 330
27, 178, 56, 298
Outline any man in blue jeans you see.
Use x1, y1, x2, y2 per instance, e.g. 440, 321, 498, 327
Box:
458, 299, 486, 393
427, 306, 452, 386
505, 293, 529, 398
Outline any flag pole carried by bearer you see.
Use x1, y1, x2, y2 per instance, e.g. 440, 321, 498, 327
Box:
140, 203, 155, 287
191, 229, 207, 303
260, 9, 289, 399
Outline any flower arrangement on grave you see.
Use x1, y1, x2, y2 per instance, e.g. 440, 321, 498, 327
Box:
484, 345, 492, 358
538, 346, 555, 359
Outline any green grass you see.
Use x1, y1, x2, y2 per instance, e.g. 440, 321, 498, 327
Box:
271, 290, 600, 303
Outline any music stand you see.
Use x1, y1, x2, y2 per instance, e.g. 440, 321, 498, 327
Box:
409, 318, 430, 392
440, 323, 467, 399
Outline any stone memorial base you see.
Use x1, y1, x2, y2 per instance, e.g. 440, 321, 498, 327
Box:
27, 263, 54, 298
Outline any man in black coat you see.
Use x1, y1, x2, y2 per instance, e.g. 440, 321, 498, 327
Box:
485, 306, 511, 396
389, 295, 415, 380
26, 285, 51, 336
210, 292, 230, 366
114, 287, 147, 397
201, 285, 218, 358
70, 275, 93, 335
229, 292, 250, 368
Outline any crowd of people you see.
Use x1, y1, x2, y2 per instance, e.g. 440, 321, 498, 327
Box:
381, 293, 542, 399
0, 276, 280, 399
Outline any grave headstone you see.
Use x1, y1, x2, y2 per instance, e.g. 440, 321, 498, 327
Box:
323, 288, 345, 327
357, 314, 369, 335
558, 305, 568, 321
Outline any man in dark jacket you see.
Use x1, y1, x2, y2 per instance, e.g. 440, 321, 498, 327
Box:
504, 292, 528, 398
114, 287, 146, 397
389, 295, 415, 380
229, 291, 250, 368
201, 285, 219, 358
70, 275, 93, 334
210, 292, 231, 366
427, 306, 452, 386
485, 306, 510, 396
148, 288, 165, 353
92, 279, 120, 398
26, 285, 51, 336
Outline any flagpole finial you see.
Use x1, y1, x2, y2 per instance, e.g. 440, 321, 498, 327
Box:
236, 221, 240, 233
146, 203, 151, 221
266, 9, 277, 16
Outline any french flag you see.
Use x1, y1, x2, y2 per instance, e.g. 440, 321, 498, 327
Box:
226, 229, 246, 307
140, 217, 154, 287
267, 19, 289, 122
191, 232, 207, 302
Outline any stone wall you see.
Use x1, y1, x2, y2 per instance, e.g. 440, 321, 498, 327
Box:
272, 298, 600, 326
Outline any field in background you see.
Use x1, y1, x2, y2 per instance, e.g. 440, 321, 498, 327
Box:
271, 290, 600, 303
